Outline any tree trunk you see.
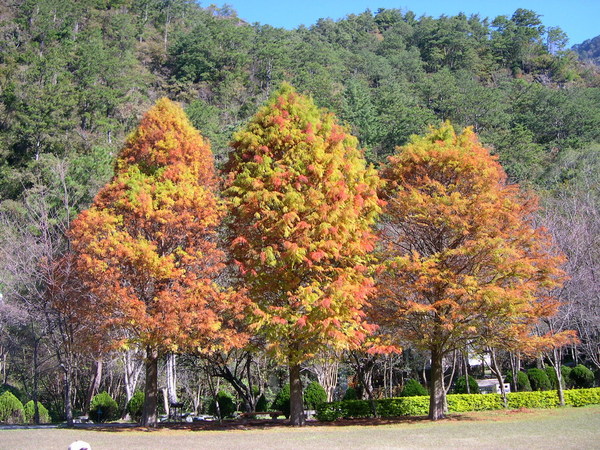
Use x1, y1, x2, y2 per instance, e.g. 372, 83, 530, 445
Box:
350, 352, 377, 417
33, 339, 40, 425
124, 349, 143, 402
553, 349, 565, 407
489, 348, 508, 408
289, 363, 305, 426
429, 347, 445, 421
166, 352, 178, 404
142, 346, 159, 427
85, 357, 103, 414
463, 351, 470, 394
64, 367, 74, 426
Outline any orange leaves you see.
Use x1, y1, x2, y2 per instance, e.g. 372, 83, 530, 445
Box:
374, 122, 566, 357
69, 98, 249, 356
225, 83, 381, 363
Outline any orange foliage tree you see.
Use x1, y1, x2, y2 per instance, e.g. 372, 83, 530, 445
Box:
225, 84, 381, 425
375, 123, 565, 420
69, 98, 248, 426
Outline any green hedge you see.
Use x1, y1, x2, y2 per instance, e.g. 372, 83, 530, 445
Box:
23, 400, 50, 424
0, 391, 25, 424
89, 391, 119, 423
315, 388, 600, 421
127, 391, 145, 422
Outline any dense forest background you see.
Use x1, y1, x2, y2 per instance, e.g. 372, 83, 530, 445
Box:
0, 0, 599, 421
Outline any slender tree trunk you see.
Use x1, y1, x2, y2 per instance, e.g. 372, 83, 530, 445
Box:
489, 348, 507, 408
429, 347, 445, 421
33, 339, 40, 424
553, 349, 565, 406
463, 351, 470, 394
142, 346, 159, 427
64, 367, 74, 426
85, 357, 103, 414
289, 363, 305, 426
162, 387, 170, 418
124, 349, 143, 402
351, 352, 377, 417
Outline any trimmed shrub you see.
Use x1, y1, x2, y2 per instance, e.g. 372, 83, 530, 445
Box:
527, 368, 552, 391
453, 375, 480, 394
315, 388, 600, 421
569, 365, 595, 389
271, 384, 290, 418
400, 379, 428, 397
564, 388, 600, 406
304, 381, 327, 409
89, 391, 119, 423
377, 396, 430, 416
0, 391, 25, 424
23, 400, 50, 424
561, 366, 573, 388
208, 391, 236, 418
342, 387, 358, 400
508, 371, 532, 392
255, 393, 268, 412
545, 366, 559, 389
315, 401, 343, 421
127, 391, 145, 422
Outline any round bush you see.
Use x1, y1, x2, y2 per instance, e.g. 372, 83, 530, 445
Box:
454, 375, 480, 394
0, 384, 26, 403
271, 384, 290, 418
561, 366, 573, 388
255, 393, 268, 412
569, 364, 595, 388
343, 387, 359, 400
304, 381, 327, 409
127, 391, 145, 422
208, 391, 236, 418
527, 368, 552, 391
0, 391, 25, 424
544, 366, 560, 389
23, 400, 50, 423
506, 371, 531, 392
401, 379, 428, 397
89, 391, 119, 423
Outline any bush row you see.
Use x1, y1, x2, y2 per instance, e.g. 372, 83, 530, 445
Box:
0, 391, 50, 424
315, 388, 600, 421
506, 365, 595, 392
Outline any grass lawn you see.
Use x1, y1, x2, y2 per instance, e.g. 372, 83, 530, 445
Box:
2, 405, 599, 449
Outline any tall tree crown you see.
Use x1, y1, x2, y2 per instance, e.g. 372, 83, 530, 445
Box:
69, 98, 247, 353
377, 122, 565, 353
225, 83, 381, 362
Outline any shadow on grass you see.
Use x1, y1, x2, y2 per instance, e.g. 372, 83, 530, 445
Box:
68, 413, 489, 433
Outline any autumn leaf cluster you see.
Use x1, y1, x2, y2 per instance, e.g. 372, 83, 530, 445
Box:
375, 123, 566, 355
225, 83, 381, 363
69, 98, 248, 354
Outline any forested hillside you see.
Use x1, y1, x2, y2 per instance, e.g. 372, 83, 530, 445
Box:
0, 0, 598, 423
573, 35, 600, 65
1, 0, 599, 196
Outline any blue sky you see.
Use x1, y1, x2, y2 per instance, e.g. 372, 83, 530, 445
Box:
213, 0, 599, 46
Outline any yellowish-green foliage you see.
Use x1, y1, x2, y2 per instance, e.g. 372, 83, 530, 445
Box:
225, 83, 381, 364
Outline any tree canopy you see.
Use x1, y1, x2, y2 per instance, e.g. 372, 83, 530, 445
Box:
375, 123, 565, 420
